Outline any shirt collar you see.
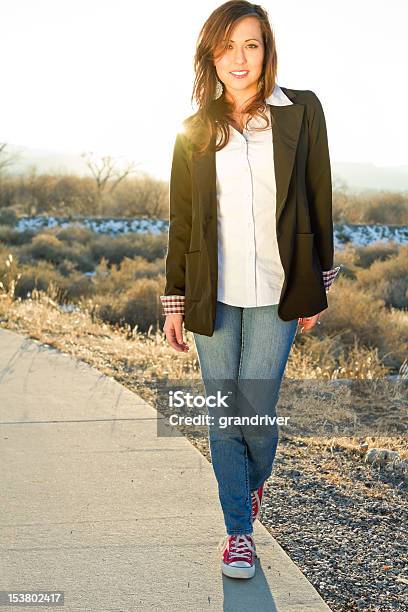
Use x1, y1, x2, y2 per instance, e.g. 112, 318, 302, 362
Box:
265, 83, 293, 106
243, 83, 293, 129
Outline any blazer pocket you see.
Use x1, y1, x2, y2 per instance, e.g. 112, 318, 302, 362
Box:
185, 250, 202, 301
293, 232, 322, 280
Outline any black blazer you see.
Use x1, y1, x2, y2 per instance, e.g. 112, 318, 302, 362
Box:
162, 87, 338, 337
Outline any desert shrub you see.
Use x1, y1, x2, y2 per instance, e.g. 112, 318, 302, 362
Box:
107, 173, 168, 218
333, 189, 408, 225
365, 196, 407, 225
20, 232, 95, 272
93, 277, 163, 332
322, 279, 407, 370
90, 233, 166, 265
24, 234, 69, 264
61, 241, 96, 272
56, 259, 81, 277
317, 280, 385, 346
56, 225, 94, 245
11, 174, 98, 216
63, 273, 96, 301
138, 233, 167, 261
0, 226, 35, 246
0, 225, 20, 244
0, 208, 18, 226
9, 259, 96, 302
92, 256, 163, 294
356, 245, 408, 309
353, 240, 400, 268
47, 175, 98, 215
13, 260, 66, 299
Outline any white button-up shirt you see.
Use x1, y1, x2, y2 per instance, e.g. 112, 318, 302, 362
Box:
216, 100, 286, 307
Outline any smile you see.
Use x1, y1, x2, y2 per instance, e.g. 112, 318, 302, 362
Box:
230, 70, 249, 78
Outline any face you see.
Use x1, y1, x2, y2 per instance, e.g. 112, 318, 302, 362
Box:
213, 16, 264, 103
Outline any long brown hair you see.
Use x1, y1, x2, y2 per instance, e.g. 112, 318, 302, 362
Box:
183, 1, 278, 157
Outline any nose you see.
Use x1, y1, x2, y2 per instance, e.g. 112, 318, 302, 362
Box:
232, 48, 247, 65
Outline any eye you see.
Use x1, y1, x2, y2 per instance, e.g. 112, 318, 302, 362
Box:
227, 43, 259, 49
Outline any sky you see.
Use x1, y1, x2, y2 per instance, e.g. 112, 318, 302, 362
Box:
0, 0, 407, 180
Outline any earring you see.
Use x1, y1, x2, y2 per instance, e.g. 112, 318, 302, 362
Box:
214, 76, 224, 100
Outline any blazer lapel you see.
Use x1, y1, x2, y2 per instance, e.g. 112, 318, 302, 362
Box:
194, 85, 305, 233
270, 99, 305, 226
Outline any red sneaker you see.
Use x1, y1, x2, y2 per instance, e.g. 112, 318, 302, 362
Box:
219, 534, 256, 579
251, 483, 264, 523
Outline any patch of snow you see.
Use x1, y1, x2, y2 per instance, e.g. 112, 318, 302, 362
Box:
59, 303, 80, 313
13, 216, 408, 248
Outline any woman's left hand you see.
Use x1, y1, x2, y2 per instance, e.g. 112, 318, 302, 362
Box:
297, 313, 322, 334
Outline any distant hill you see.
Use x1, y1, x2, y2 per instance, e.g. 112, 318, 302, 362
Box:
4, 143, 408, 192
5, 144, 91, 177
333, 162, 408, 193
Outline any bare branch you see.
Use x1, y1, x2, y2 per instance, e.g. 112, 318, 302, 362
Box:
81, 152, 140, 196
0, 143, 22, 176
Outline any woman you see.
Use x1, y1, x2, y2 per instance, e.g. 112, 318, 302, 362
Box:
160, 0, 341, 579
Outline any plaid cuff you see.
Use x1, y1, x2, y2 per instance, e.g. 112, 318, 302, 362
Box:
323, 265, 342, 292
160, 295, 185, 315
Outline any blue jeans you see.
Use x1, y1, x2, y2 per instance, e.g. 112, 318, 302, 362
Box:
193, 300, 298, 536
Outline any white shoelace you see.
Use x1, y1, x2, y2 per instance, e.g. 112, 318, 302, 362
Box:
218, 534, 256, 560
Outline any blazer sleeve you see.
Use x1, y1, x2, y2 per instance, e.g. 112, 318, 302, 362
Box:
305, 91, 340, 287
161, 131, 192, 308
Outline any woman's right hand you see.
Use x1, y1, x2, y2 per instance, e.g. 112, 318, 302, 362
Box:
163, 314, 189, 352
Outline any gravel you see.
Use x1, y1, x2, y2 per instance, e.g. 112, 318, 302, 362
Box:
186, 432, 408, 612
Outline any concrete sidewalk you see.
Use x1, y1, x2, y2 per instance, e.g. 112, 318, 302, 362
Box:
0, 328, 332, 611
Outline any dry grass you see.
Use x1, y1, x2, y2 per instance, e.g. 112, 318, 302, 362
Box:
321, 280, 407, 371
356, 244, 408, 308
